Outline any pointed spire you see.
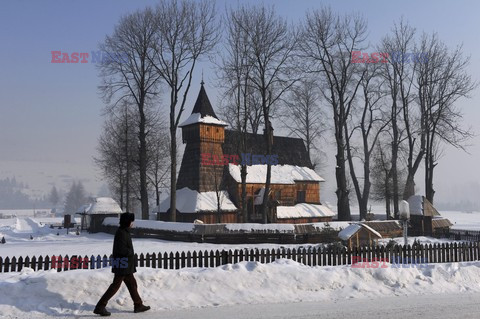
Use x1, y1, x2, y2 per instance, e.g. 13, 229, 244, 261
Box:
201, 70, 205, 86
191, 82, 218, 119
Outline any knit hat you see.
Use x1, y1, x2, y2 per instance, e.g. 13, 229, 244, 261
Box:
119, 212, 135, 228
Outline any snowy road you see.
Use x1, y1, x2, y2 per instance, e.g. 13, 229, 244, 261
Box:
129, 293, 480, 319
7, 293, 480, 319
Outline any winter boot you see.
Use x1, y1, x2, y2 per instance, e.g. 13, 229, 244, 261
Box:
93, 307, 111, 316
134, 305, 151, 313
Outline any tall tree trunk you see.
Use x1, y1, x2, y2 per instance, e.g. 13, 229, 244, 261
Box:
335, 139, 351, 221
170, 125, 177, 222
138, 101, 149, 220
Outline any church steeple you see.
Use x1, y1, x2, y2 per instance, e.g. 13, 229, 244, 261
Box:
191, 82, 219, 119
177, 81, 227, 192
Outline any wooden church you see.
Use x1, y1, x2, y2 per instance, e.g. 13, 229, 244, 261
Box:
156, 83, 334, 224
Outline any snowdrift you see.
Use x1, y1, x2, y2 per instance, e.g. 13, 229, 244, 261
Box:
1, 260, 480, 317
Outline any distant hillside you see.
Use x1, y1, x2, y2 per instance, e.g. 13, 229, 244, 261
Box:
0, 177, 50, 209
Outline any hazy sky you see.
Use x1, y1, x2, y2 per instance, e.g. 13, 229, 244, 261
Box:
0, 0, 479, 205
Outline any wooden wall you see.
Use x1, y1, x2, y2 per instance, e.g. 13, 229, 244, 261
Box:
275, 216, 332, 224
295, 182, 320, 203
157, 211, 237, 224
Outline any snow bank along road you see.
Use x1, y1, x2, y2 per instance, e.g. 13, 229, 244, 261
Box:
2, 259, 480, 318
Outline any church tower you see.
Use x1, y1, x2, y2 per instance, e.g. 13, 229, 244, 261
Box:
177, 82, 228, 192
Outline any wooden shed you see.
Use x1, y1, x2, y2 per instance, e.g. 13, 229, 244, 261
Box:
407, 195, 445, 236
338, 223, 382, 249
363, 220, 403, 238
75, 197, 122, 232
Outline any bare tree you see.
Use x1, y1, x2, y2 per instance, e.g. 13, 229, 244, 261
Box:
281, 78, 325, 168
345, 62, 390, 220
416, 34, 476, 203
97, 8, 161, 219
147, 120, 170, 208
228, 5, 298, 224
378, 20, 419, 217
150, 0, 219, 222
95, 103, 139, 211
217, 6, 254, 222
370, 142, 406, 219
299, 7, 367, 220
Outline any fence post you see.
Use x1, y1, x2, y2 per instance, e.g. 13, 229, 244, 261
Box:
38, 256, 43, 271
204, 250, 209, 268
3, 257, 9, 273
168, 252, 174, 269
11, 257, 17, 272
221, 250, 228, 266
44, 256, 50, 271
191, 251, 196, 268
198, 251, 203, 268
214, 250, 221, 267
30, 256, 36, 271
145, 253, 151, 268
174, 252, 180, 269
181, 252, 186, 269
233, 250, 238, 264
209, 250, 215, 268
17, 256, 24, 272
270, 248, 276, 264
186, 252, 191, 268
152, 253, 157, 269
163, 252, 168, 269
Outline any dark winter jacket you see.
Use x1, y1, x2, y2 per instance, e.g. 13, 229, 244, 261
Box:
112, 226, 136, 275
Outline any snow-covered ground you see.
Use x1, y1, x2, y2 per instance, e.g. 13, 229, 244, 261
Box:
0, 210, 477, 258
0, 217, 323, 258
1, 260, 480, 318
1, 210, 480, 318
439, 210, 480, 230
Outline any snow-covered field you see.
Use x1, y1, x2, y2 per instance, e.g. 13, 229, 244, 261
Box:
0, 217, 324, 258
439, 210, 480, 230
0, 209, 478, 259
1, 260, 480, 318
1, 210, 480, 318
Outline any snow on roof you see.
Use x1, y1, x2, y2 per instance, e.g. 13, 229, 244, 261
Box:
311, 221, 351, 231
408, 195, 424, 216
276, 204, 335, 219
225, 223, 295, 233
228, 164, 325, 184
156, 187, 237, 213
103, 217, 194, 232
338, 224, 362, 240
76, 197, 123, 215
338, 223, 382, 240
179, 113, 228, 127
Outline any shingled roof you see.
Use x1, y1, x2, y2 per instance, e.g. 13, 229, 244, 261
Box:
223, 130, 313, 168
192, 82, 218, 118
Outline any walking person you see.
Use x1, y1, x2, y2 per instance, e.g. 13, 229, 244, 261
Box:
94, 212, 150, 316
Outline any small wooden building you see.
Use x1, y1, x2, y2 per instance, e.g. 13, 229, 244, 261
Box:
362, 220, 403, 238
75, 197, 122, 232
338, 223, 382, 249
407, 195, 451, 236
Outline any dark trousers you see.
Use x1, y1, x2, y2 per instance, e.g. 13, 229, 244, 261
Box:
96, 274, 143, 308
